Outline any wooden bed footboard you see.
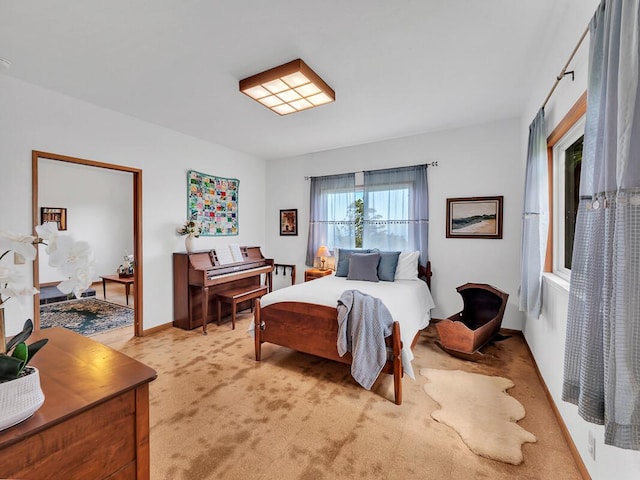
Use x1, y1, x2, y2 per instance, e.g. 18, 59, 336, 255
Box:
254, 301, 405, 405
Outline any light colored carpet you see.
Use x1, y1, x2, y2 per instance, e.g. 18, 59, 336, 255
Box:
101, 316, 583, 480
420, 368, 537, 465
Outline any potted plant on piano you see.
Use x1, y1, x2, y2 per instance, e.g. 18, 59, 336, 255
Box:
0, 223, 94, 431
177, 214, 204, 253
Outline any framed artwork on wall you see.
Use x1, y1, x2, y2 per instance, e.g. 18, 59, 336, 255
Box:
40, 207, 67, 231
187, 169, 239, 236
280, 209, 298, 236
446, 196, 503, 239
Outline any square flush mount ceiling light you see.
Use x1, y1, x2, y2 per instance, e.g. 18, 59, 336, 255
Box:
239, 58, 335, 115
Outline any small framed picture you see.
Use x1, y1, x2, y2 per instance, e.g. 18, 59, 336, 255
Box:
40, 207, 67, 231
446, 196, 503, 239
280, 209, 298, 236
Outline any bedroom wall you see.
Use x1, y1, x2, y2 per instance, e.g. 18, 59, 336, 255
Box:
521, 0, 640, 479
37, 159, 133, 284
264, 117, 525, 330
0, 74, 266, 335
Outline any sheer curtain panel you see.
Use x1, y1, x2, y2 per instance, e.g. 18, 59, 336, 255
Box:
306, 173, 356, 266
562, 0, 640, 450
363, 165, 429, 263
519, 109, 548, 318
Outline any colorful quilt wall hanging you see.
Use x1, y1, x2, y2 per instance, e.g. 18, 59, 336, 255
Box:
187, 169, 239, 236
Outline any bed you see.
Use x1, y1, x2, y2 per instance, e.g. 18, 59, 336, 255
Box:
254, 260, 434, 405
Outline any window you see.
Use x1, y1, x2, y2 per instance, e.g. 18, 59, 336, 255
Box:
362, 183, 412, 251
328, 181, 412, 250
306, 165, 428, 266
547, 93, 586, 281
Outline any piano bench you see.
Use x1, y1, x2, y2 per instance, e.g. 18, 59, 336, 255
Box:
216, 285, 269, 330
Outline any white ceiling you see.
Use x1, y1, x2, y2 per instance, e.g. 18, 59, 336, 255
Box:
0, 0, 571, 159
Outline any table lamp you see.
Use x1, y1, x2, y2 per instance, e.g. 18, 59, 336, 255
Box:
316, 246, 331, 270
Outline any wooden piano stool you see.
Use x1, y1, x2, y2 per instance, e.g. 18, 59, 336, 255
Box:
215, 285, 269, 331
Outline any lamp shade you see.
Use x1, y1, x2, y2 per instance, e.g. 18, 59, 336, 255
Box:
315, 246, 331, 258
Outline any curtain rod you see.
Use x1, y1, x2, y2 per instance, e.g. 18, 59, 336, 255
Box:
304, 161, 438, 180
542, 24, 590, 109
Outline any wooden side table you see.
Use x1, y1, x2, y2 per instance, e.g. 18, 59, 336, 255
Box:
100, 274, 134, 305
304, 268, 333, 282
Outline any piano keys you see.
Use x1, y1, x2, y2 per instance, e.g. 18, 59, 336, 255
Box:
173, 246, 274, 332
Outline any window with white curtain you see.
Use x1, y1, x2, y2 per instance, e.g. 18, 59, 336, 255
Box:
306, 165, 428, 266
362, 182, 412, 251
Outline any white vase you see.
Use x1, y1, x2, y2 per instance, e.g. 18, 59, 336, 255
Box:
185, 235, 196, 253
0, 366, 45, 432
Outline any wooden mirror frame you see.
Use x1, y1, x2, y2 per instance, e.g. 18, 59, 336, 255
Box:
31, 151, 144, 337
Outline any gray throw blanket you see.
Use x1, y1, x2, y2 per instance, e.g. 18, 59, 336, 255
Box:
336, 289, 394, 390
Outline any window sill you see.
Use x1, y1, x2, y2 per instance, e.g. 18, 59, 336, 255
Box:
542, 272, 570, 295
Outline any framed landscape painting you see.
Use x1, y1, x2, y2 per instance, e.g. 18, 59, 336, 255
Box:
446, 196, 503, 239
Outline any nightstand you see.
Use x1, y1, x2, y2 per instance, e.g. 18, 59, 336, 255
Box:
304, 268, 333, 282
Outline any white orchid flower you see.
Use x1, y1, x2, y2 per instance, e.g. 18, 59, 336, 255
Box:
0, 230, 38, 261
0, 284, 39, 306
1, 224, 95, 318
0, 265, 24, 284
57, 262, 95, 298
36, 222, 61, 256
35, 222, 59, 241
47, 237, 92, 275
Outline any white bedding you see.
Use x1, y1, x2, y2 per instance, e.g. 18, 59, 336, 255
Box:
259, 274, 435, 379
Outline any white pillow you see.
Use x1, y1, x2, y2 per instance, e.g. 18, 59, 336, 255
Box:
394, 251, 420, 280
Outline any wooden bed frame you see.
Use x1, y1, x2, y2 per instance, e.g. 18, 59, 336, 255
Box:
254, 262, 432, 405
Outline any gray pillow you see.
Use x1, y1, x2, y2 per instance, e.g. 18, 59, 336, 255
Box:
375, 250, 401, 281
335, 248, 371, 277
347, 253, 381, 282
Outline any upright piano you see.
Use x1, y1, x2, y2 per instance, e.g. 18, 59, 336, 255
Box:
173, 246, 274, 331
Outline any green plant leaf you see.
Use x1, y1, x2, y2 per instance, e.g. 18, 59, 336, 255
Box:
12, 342, 28, 361
0, 354, 24, 381
11, 342, 29, 372
5, 319, 33, 353
27, 339, 48, 364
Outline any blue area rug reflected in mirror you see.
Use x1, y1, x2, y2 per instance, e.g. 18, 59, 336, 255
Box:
40, 298, 133, 336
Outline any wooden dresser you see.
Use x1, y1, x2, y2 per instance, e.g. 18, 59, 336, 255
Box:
0, 327, 157, 479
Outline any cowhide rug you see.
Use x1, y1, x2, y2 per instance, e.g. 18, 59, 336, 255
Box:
420, 368, 537, 465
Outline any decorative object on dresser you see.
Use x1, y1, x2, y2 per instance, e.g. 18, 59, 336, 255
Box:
186, 170, 239, 236
446, 196, 504, 239
304, 268, 333, 282
173, 246, 273, 334
435, 283, 509, 361
0, 222, 94, 432
0, 320, 45, 433
279, 209, 298, 236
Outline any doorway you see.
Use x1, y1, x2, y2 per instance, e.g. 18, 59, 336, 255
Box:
31, 151, 144, 337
